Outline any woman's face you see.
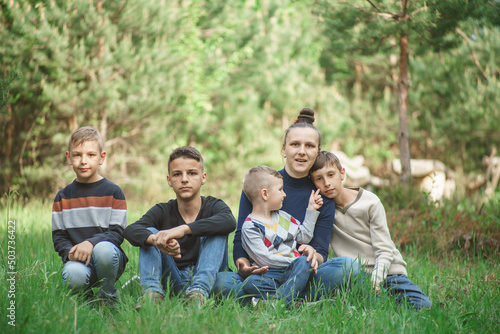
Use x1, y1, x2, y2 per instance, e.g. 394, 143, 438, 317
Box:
282, 127, 320, 178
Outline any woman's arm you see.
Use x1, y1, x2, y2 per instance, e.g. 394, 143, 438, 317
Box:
233, 190, 252, 262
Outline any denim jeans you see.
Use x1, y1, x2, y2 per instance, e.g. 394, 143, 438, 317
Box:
213, 256, 360, 302
243, 256, 312, 305
384, 274, 432, 310
139, 227, 228, 298
62, 241, 126, 299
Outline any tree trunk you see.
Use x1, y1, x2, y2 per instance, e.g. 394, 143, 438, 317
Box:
398, 31, 412, 185
3, 101, 14, 193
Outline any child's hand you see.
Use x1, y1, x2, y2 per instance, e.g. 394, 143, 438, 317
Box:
236, 258, 269, 278
158, 239, 181, 258
68, 240, 94, 266
307, 189, 323, 211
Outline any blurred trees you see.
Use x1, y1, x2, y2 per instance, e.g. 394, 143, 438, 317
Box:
316, 0, 500, 184
1, 0, 499, 204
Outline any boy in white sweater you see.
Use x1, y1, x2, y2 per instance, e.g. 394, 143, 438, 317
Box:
310, 151, 431, 310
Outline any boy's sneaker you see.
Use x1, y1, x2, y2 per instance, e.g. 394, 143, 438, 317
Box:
135, 291, 164, 311
186, 290, 206, 306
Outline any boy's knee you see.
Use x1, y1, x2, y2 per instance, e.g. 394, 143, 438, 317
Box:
147, 227, 159, 234
62, 262, 89, 291
295, 255, 310, 267
347, 258, 362, 275
417, 297, 432, 309
92, 241, 118, 266
339, 257, 361, 275
200, 235, 227, 248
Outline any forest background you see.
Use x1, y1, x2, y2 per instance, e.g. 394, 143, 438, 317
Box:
2, 0, 500, 205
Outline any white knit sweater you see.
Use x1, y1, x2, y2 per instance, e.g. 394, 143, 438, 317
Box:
330, 188, 407, 285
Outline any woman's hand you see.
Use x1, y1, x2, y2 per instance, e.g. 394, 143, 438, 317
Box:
298, 244, 319, 274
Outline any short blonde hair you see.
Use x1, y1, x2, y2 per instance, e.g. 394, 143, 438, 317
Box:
68, 126, 103, 153
243, 165, 282, 203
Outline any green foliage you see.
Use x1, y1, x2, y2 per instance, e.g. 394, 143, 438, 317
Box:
0, 70, 18, 112
375, 184, 500, 258
412, 23, 500, 171
1, 0, 499, 204
316, 0, 500, 175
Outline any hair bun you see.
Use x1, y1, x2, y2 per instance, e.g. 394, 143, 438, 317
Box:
296, 107, 315, 124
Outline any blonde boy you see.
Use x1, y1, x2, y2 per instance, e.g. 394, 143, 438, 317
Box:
240, 165, 323, 305
310, 151, 431, 309
52, 126, 128, 303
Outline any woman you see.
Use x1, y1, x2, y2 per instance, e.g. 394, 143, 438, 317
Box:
215, 108, 360, 302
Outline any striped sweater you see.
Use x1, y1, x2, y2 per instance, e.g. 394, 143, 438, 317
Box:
52, 178, 128, 263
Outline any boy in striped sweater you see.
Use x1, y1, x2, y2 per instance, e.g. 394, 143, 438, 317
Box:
52, 127, 127, 303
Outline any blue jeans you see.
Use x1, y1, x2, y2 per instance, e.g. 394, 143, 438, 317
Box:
214, 256, 360, 302
139, 227, 228, 298
62, 241, 126, 299
384, 274, 432, 310
243, 256, 312, 305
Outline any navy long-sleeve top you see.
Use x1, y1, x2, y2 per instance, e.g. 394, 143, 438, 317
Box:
233, 168, 335, 263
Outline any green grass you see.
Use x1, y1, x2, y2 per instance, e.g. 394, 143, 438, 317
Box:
1, 200, 499, 334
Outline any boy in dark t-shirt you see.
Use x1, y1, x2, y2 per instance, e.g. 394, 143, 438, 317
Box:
124, 146, 235, 308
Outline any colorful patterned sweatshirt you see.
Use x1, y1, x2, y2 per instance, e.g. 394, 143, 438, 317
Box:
51, 178, 128, 263
242, 209, 319, 269
234, 168, 335, 263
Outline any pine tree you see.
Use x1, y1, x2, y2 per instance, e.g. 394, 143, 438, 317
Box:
316, 0, 500, 185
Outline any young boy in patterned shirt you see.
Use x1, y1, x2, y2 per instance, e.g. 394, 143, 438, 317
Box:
240, 165, 323, 305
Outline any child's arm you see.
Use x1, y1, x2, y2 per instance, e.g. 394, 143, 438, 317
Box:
124, 204, 163, 247
294, 190, 322, 244
233, 192, 269, 277
185, 198, 236, 237
242, 221, 295, 269
307, 189, 323, 211
52, 196, 75, 262
303, 194, 335, 263
153, 198, 235, 255
86, 190, 127, 249
52, 229, 75, 263
369, 198, 395, 287
68, 240, 94, 266
146, 233, 181, 258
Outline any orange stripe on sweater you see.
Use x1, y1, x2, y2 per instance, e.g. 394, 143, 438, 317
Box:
52, 196, 126, 211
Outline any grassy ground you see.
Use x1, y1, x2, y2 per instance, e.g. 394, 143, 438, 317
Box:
1, 199, 499, 334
